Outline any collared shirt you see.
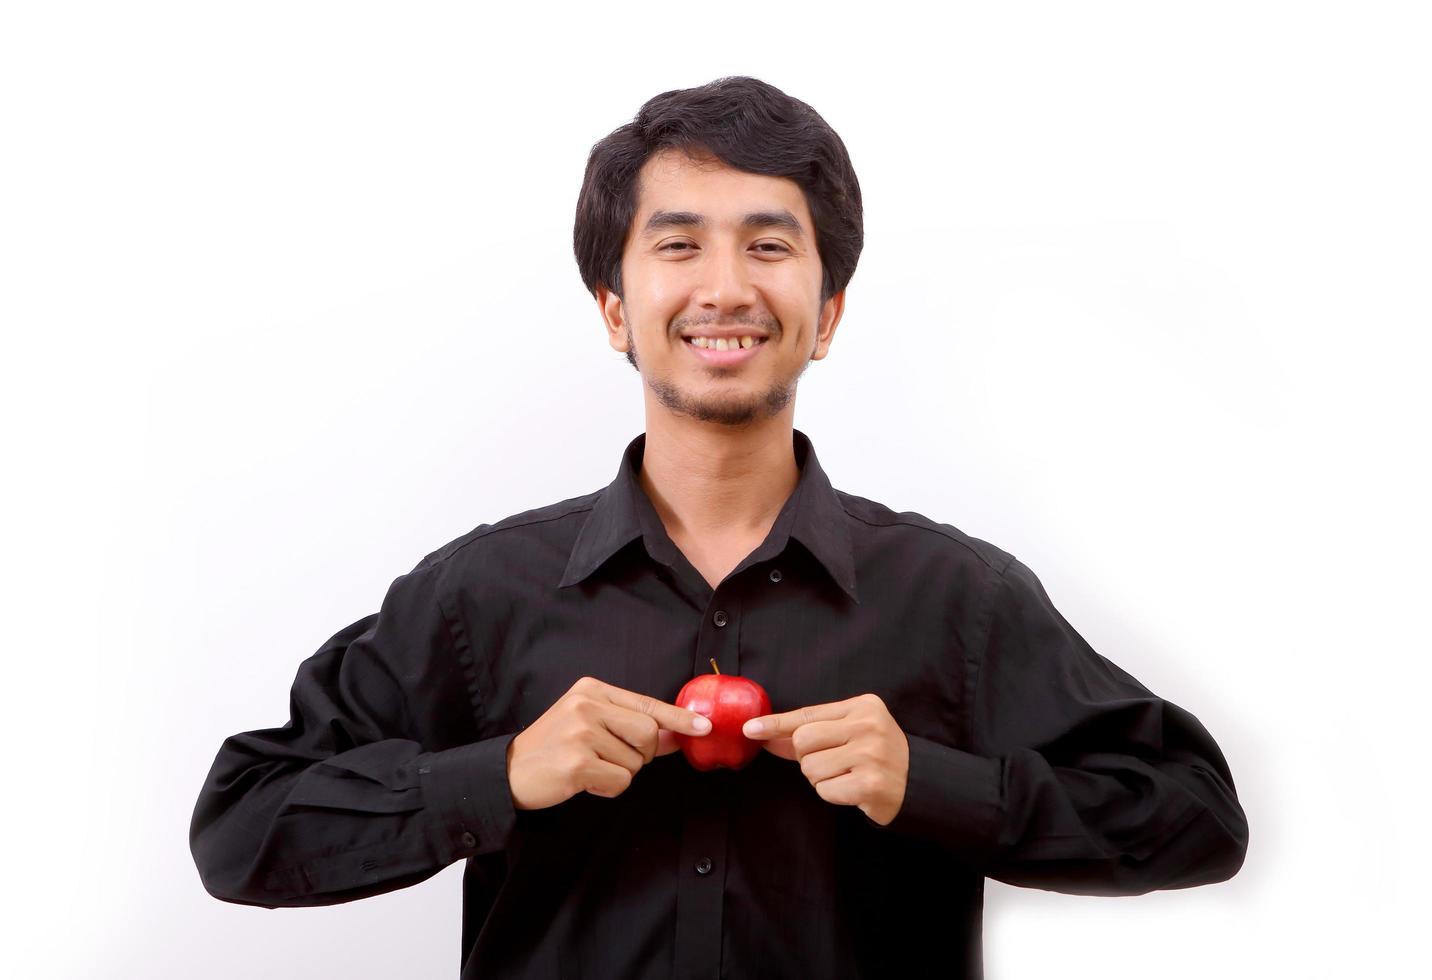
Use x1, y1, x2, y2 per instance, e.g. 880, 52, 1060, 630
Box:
190, 428, 1248, 979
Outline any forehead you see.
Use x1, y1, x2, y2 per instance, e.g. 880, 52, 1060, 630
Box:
632, 148, 813, 231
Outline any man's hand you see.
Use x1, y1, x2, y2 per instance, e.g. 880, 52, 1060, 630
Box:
741, 693, 910, 826
506, 676, 712, 811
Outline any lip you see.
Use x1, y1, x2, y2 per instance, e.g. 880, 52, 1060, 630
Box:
681, 337, 768, 367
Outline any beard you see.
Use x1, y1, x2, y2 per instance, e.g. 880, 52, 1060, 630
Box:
625, 322, 812, 427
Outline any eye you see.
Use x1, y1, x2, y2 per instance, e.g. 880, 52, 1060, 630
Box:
753, 242, 791, 254
657, 240, 696, 253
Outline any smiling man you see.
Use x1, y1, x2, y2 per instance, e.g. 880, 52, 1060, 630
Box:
603, 151, 836, 424
191, 77, 1248, 979
590, 143, 846, 592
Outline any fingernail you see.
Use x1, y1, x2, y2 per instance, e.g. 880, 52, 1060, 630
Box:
743, 719, 764, 736
692, 715, 711, 733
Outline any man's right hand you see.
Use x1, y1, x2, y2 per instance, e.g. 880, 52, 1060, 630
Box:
505, 675, 712, 810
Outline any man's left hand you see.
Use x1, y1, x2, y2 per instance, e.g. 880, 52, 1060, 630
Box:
742, 693, 910, 826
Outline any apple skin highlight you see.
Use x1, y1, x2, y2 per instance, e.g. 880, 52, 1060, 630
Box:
674, 660, 773, 771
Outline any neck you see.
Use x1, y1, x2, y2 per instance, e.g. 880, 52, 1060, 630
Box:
636, 414, 800, 542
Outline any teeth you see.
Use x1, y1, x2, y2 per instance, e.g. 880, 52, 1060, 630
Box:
687, 336, 762, 350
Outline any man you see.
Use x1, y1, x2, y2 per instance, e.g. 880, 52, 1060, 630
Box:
191, 76, 1248, 978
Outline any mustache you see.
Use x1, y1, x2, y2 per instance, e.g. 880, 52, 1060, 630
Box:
672, 313, 779, 334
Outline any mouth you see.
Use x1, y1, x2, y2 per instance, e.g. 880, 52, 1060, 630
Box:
681, 336, 768, 366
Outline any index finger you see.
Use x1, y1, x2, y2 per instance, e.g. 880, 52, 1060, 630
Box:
601, 682, 712, 735
742, 698, 860, 739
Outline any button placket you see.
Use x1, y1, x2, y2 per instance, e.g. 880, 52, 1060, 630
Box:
673, 773, 730, 972
693, 586, 743, 685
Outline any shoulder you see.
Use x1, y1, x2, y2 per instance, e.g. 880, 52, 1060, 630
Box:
408, 487, 606, 579
833, 488, 1017, 577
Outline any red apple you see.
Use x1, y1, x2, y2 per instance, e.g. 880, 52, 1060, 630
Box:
674, 659, 772, 771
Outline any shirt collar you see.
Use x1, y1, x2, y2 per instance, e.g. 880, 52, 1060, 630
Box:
557, 428, 859, 604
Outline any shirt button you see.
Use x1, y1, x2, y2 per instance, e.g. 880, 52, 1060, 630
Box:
713, 611, 728, 627
695, 857, 713, 875
460, 831, 477, 849
769, 568, 782, 583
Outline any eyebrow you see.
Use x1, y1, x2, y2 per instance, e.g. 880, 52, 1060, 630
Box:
640, 208, 806, 239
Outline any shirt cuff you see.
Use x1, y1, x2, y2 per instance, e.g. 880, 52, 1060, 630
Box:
870, 733, 1004, 857
417, 732, 519, 861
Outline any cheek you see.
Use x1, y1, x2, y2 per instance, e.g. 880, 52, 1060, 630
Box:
637, 280, 692, 331
623, 261, 682, 313
769, 282, 819, 325
645, 279, 682, 311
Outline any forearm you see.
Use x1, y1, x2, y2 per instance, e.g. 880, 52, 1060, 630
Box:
190, 731, 518, 908
878, 729, 1248, 896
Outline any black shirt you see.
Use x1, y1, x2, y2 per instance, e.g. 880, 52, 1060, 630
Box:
190, 428, 1248, 979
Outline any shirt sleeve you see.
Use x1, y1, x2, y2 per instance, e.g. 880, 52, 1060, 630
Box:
873, 556, 1249, 896
188, 556, 518, 909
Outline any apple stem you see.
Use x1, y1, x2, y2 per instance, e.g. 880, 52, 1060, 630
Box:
710, 658, 720, 675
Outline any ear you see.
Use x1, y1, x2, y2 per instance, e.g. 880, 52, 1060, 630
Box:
810, 290, 846, 361
596, 285, 629, 353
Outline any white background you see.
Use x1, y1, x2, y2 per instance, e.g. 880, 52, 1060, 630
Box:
3, 1, 1427, 977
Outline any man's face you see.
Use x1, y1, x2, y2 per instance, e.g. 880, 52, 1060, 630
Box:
597, 148, 844, 427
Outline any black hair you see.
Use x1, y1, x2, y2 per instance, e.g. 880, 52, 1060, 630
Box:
573, 75, 863, 305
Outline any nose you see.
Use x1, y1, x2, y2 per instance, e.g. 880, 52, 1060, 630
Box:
693, 241, 758, 315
